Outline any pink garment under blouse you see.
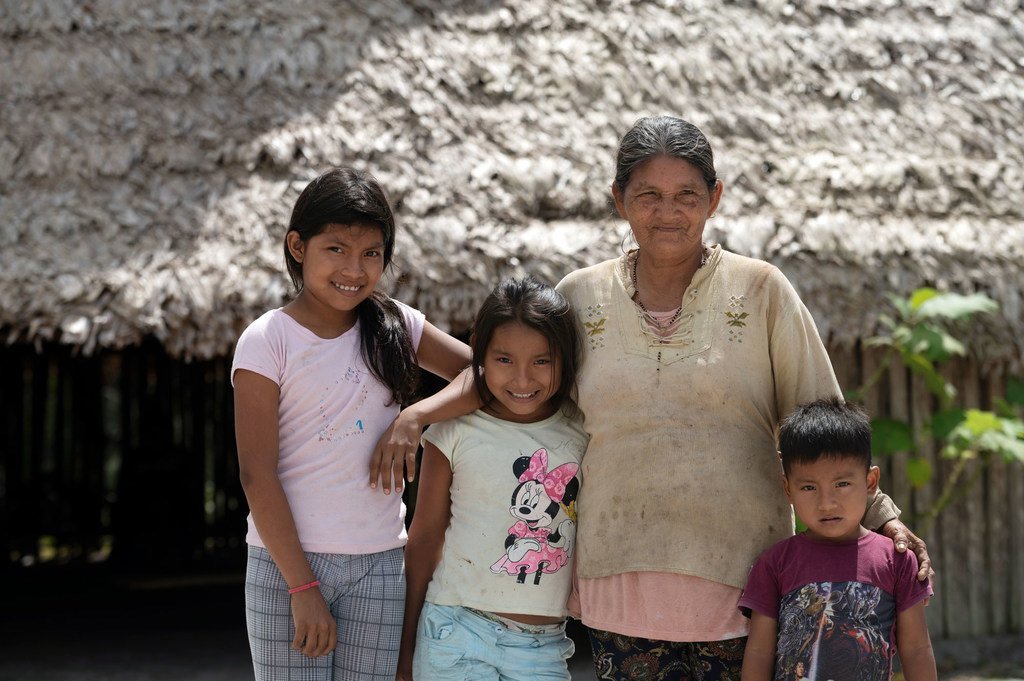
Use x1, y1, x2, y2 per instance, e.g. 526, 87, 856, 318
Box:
573, 571, 750, 642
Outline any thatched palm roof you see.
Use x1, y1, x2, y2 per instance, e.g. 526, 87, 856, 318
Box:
3, 0, 1022, 365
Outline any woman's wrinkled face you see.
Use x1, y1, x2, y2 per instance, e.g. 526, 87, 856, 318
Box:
613, 155, 722, 260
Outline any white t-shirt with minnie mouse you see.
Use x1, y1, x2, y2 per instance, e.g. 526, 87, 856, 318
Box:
421, 408, 589, 617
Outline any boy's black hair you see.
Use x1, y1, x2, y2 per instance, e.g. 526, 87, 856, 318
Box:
778, 397, 872, 476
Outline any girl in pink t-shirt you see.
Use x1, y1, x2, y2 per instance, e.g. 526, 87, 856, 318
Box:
232, 167, 469, 680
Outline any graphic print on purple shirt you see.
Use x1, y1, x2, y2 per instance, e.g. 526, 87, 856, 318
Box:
738, 533, 932, 681
778, 580, 893, 681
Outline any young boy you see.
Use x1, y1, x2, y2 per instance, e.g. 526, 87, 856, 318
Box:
739, 398, 936, 681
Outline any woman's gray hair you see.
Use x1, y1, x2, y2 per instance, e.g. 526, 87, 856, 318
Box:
614, 116, 717, 192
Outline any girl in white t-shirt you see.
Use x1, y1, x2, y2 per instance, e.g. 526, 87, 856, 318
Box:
232, 167, 470, 681
398, 276, 589, 681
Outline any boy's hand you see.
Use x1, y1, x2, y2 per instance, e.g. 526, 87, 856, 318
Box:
369, 409, 423, 494
880, 519, 933, 582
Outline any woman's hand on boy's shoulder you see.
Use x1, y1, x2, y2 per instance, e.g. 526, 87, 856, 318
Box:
880, 519, 934, 583
370, 409, 423, 495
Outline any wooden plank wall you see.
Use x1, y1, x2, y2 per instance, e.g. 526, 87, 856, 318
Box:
1, 340, 1021, 637
829, 343, 1024, 639
0, 343, 243, 573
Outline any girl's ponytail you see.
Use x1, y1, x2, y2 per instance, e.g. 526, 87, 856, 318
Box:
357, 292, 419, 406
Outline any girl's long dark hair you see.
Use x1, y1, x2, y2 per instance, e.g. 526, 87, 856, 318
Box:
285, 167, 418, 405
470, 276, 582, 414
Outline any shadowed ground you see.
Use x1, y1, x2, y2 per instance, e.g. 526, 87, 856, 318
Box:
1, 569, 1020, 680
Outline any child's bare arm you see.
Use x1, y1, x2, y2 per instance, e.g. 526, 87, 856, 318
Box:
235, 370, 336, 658
396, 442, 453, 680
416, 321, 471, 382
896, 602, 936, 681
741, 612, 777, 681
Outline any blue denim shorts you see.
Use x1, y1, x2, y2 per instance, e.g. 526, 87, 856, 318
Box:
412, 602, 574, 680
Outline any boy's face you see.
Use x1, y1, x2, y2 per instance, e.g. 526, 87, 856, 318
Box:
783, 455, 880, 543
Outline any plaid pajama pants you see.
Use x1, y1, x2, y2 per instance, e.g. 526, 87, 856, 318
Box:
245, 545, 405, 681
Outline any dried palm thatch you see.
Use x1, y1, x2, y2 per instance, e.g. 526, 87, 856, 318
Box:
2, 0, 1022, 366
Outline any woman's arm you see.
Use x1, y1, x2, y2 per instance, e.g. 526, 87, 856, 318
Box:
234, 369, 336, 658
370, 322, 477, 494
740, 612, 777, 681
895, 602, 937, 681
396, 442, 453, 680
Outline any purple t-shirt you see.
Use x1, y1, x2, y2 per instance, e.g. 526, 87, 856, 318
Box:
739, 532, 932, 681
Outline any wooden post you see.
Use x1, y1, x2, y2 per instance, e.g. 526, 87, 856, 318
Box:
959, 357, 987, 636
985, 371, 1009, 634
884, 355, 912, 515
909, 371, 942, 636
1010, 400, 1024, 633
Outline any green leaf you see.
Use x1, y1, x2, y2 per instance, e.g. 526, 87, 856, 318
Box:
906, 457, 933, 486
902, 351, 956, 404
887, 293, 912, 319
961, 409, 1003, 436
993, 397, 1018, 419
909, 288, 939, 310
864, 335, 894, 349
976, 431, 1024, 462
1007, 377, 1024, 407
939, 333, 966, 358
871, 419, 916, 455
931, 409, 966, 440
906, 326, 965, 361
892, 326, 914, 347
942, 438, 982, 460
916, 292, 998, 320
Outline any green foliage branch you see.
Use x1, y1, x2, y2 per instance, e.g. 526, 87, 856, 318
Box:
846, 288, 1024, 531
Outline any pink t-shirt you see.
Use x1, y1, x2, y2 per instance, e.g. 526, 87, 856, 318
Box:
231, 301, 425, 554
739, 532, 932, 680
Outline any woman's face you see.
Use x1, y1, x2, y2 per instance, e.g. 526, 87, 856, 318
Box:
612, 155, 722, 261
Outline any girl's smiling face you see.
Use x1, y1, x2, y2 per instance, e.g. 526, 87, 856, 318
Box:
482, 322, 560, 424
287, 223, 385, 327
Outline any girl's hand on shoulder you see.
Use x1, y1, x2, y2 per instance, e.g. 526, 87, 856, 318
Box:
290, 588, 337, 658
370, 407, 423, 495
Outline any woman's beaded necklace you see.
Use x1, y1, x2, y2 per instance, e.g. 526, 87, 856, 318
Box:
630, 247, 707, 330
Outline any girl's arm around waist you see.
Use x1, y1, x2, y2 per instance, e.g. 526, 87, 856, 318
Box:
234, 369, 336, 658
371, 322, 475, 494
397, 442, 453, 680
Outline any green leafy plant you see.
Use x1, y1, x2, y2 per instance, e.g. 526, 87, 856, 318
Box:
846, 288, 1024, 531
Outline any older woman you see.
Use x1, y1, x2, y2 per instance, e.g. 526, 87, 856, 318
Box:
371, 115, 930, 681
554, 115, 928, 679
